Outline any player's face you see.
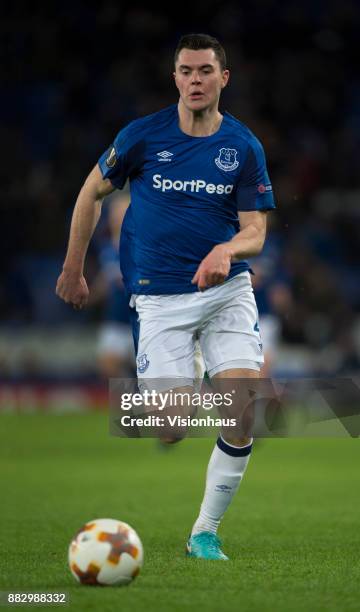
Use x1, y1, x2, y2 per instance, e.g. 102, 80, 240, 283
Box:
174, 48, 229, 112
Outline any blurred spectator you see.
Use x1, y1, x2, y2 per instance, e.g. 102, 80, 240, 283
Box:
251, 220, 293, 376
90, 192, 135, 378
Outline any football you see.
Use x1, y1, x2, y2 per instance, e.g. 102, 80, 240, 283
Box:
68, 518, 143, 586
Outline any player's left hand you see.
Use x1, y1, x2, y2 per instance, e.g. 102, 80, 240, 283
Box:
191, 244, 232, 291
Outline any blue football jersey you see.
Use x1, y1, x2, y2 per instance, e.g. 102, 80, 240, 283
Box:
98, 104, 275, 295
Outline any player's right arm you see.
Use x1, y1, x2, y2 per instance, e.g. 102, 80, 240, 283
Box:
56, 164, 115, 309
57, 119, 143, 307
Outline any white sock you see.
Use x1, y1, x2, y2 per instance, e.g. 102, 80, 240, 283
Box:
191, 436, 253, 536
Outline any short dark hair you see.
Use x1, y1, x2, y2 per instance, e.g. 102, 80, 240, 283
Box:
174, 33, 227, 71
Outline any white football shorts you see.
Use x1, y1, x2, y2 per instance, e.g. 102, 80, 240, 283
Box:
131, 271, 264, 379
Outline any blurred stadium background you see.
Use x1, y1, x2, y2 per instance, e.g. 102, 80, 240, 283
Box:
1, 0, 360, 411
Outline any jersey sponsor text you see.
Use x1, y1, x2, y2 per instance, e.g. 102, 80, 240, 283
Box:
152, 174, 233, 195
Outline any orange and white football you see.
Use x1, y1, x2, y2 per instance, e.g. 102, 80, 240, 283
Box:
68, 518, 143, 586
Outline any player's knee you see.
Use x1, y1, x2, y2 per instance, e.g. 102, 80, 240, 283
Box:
221, 434, 252, 448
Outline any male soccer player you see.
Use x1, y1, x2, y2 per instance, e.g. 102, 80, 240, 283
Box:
56, 33, 275, 560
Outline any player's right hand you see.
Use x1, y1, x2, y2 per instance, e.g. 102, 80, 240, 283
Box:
55, 270, 89, 309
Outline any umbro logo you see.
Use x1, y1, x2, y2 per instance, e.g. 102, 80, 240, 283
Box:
157, 150, 173, 162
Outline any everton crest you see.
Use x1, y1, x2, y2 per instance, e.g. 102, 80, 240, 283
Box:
137, 353, 150, 374
215, 148, 239, 172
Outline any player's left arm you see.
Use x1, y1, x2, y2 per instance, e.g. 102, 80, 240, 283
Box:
192, 136, 274, 291
228, 210, 267, 260
191, 211, 267, 291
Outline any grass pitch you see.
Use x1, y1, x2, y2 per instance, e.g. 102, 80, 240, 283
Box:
0, 413, 359, 611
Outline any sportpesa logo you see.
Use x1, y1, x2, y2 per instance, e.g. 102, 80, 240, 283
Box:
152, 174, 233, 194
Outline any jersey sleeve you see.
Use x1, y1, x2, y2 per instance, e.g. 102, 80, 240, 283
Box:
235, 138, 276, 211
98, 121, 145, 189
